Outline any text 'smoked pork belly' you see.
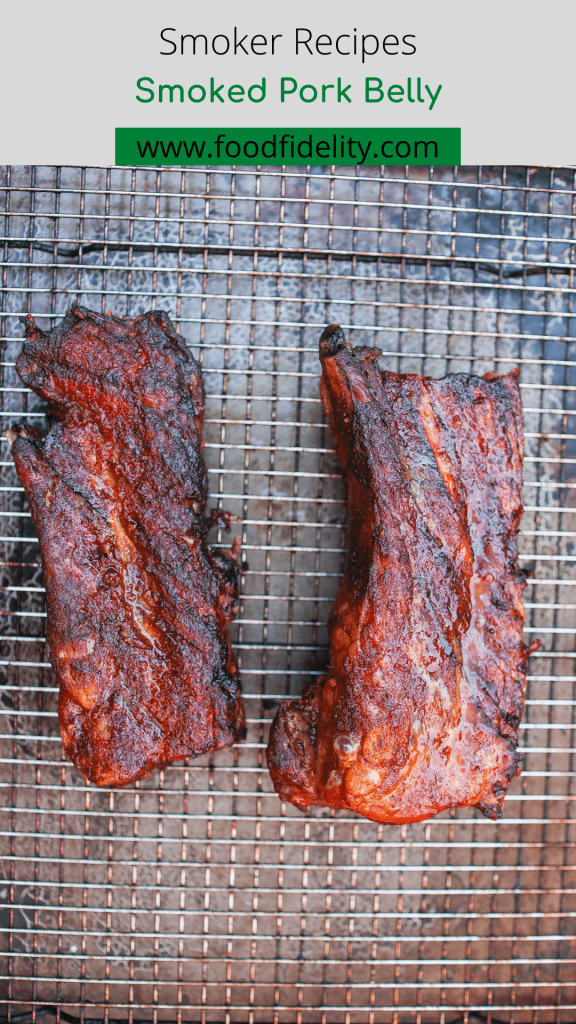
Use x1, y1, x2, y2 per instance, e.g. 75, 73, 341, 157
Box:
267, 325, 537, 824
8, 307, 245, 787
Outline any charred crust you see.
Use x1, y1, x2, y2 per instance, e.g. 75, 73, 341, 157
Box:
319, 323, 351, 358
5, 424, 44, 450
476, 799, 504, 820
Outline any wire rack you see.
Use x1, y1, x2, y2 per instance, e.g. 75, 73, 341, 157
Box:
0, 164, 575, 1024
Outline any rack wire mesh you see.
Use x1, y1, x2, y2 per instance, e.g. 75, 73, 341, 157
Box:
0, 164, 575, 1023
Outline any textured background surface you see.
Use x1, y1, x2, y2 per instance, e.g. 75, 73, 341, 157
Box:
0, 165, 575, 1022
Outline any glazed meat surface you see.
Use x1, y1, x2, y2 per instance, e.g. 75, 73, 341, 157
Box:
267, 325, 535, 823
8, 307, 245, 786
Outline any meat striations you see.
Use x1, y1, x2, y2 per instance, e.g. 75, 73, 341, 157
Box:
8, 307, 245, 786
267, 324, 536, 823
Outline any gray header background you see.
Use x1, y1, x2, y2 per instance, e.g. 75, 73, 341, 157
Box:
1, 0, 570, 163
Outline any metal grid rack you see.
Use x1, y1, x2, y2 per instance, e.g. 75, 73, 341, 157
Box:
0, 164, 575, 1023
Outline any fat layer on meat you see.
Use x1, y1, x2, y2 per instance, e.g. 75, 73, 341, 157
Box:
8, 307, 245, 786
266, 324, 536, 823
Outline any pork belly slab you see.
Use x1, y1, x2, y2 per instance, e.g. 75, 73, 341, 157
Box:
8, 307, 245, 786
267, 325, 536, 823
